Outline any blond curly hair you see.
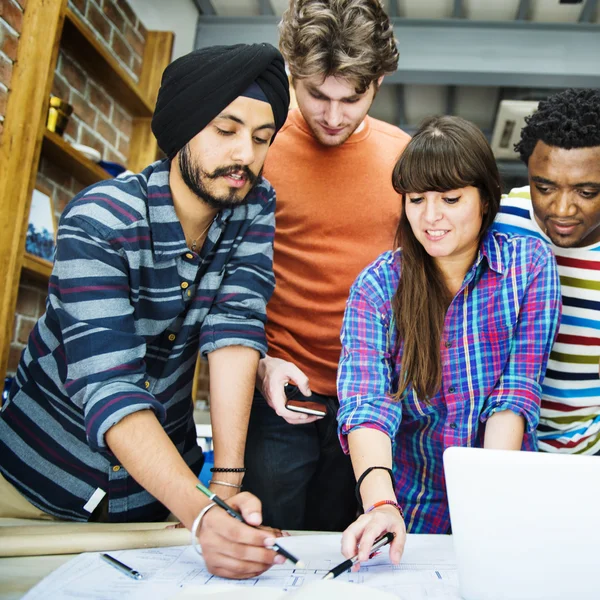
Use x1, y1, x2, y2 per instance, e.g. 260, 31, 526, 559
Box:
279, 0, 398, 94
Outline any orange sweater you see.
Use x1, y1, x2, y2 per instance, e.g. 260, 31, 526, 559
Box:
263, 109, 410, 396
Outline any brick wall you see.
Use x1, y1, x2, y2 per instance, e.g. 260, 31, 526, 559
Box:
54, 49, 133, 165
68, 0, 147, 82
0, 0, 25, 144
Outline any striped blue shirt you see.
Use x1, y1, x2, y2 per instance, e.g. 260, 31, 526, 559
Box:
493, 187, 600, 454
337, 230, 561, 533
0, 159, 275, 521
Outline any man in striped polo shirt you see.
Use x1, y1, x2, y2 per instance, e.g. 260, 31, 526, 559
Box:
0, 44, 290, 579
493, 88, 600, 454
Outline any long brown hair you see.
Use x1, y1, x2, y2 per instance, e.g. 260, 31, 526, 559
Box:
392, 116, 501, 401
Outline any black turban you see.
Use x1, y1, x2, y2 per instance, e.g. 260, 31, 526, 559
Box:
151, 43, 290, 159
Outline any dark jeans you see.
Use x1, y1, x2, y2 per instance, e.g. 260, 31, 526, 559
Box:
243, 386, 357, 531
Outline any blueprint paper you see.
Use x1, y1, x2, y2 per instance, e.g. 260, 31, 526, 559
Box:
22, 533, 461, 599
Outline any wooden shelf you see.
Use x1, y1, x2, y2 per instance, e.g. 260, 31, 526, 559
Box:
42, 129, 112, 187
61, 8, 153, 118
22, 253, 53, 284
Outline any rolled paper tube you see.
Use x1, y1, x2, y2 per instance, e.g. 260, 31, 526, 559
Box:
0, 523, 190, 557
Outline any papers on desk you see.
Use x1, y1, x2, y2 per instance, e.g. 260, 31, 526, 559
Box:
22, 533, 461, 599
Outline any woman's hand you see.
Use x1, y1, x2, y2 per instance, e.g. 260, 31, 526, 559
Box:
341, 505, 406, 570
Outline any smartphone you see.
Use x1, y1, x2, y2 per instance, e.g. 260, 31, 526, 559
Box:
285, 399, 327, 417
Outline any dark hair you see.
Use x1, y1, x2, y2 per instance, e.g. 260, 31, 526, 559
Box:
516, 88, 600, 164
391, 115, 501, 401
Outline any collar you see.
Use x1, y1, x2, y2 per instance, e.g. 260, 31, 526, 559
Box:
472, 228, 504, 275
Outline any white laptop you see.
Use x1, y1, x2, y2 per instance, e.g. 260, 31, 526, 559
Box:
444, 446, 600, 600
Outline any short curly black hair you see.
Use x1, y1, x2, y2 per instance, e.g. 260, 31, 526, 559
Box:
515, 88, 600, 164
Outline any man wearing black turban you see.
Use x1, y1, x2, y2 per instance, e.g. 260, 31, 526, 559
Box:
0, 44, 289, 580
152, 43, 289, 160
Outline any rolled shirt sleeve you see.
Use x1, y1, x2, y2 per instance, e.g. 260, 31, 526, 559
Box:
480, 240, 562, 432
337, 254, 403, 454
199, 180, 276, 358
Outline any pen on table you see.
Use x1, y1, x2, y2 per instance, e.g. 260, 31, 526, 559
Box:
195, 482, 304, 567
322, 531, 395, 581
100, 553, 143, 580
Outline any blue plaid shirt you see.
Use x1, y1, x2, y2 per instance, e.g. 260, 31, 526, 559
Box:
337, 230, 561, 533
0, 159, 275, 522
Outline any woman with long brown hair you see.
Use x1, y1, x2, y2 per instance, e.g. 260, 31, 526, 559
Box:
336, 116, 561, 566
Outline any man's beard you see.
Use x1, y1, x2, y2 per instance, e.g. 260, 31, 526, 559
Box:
178, 144, 261, 210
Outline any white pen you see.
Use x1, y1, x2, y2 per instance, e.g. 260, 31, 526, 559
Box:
100, 553, 143, 580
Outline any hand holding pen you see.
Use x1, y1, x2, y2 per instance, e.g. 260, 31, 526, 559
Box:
191, 485, 294, 579
196, 482, 304, 568
323, 532, 395, 580
341, 504, 407, 569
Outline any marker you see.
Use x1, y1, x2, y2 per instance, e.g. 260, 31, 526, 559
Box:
100, 553, 143, 580
195, 482, 304, 567
322, 532, 395, 580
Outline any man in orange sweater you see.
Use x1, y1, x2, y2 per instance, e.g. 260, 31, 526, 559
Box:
243, 0, 410, 531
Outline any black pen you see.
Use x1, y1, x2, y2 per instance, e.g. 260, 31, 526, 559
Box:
322, 532, 395, 580
100, 553, 143, 580
196, 482, 305, 567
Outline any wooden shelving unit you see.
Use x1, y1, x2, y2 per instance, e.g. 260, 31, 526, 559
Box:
61, 8, 154, 117
42, 130, 112, 187
22, 253, 53, 283
0, 0, 174, 384
31, 6, 174, 287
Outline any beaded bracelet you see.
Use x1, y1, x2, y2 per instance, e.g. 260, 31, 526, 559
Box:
365, 499, 404, 519
210, 467, 247, 473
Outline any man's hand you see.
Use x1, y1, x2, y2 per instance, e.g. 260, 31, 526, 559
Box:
196, 491, 286, 579
256, 355, 322, 425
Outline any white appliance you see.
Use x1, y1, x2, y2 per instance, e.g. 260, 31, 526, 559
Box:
444, 446, 600, 600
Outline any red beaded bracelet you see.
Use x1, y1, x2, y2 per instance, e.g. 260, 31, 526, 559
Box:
365, 499, 404, 519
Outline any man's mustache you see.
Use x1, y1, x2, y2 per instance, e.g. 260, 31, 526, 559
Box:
206, 165, 258, 185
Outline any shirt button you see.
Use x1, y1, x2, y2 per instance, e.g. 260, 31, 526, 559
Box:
168, 334, 176, 341
112, 465, 121, 472
445, 341, 453, 348
181, 282, 189, 290
448, 386, 456, 393
185, 253, 194, 259
187, 290, 191, 297
144, 380, 150, 389
449, 423, 458, 430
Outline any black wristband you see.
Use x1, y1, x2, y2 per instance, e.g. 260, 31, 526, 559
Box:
209, 467, 247, 473
355, 466, 394, 508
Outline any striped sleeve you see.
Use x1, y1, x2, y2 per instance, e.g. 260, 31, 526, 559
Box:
52, 213, 165, 453
337, 255, 402, 453
480, 239, 562, 432
200, 183, 276, 357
